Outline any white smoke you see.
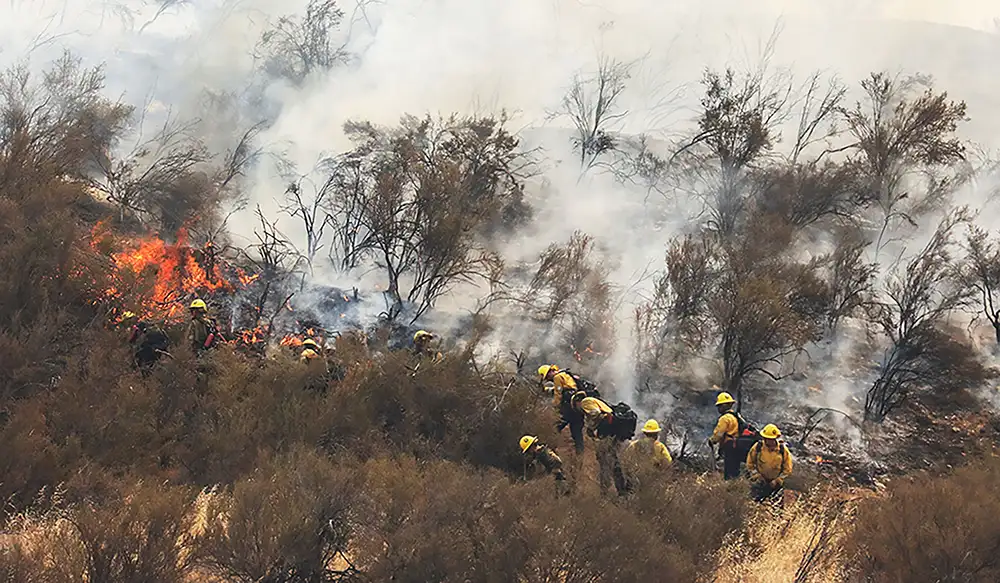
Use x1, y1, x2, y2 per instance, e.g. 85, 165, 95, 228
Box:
5, 0, 1000, 417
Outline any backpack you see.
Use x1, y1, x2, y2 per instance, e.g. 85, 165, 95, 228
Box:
558, 370, 601, 406
723, 411, 760, 456
610, 402, 638, 441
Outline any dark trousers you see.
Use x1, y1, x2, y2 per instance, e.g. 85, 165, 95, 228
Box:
558, 406, 585, 454
722, 444, 743, 480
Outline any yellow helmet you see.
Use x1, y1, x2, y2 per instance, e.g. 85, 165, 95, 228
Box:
715, 392, 735, 406
189, 299, 207, 310
302, 338, 319, 349
519, 435, 538, 453
413, 330, 432, 342
537, 364, 558, 380
642, 419, 661, 434
760, 424, 781, 439
122, 311, 137, 319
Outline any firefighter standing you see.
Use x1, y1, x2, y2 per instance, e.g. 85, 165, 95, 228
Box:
412, 330, 442, 362
746, 424, 793, 502
624, 419, 673, 467
126, 313, 170, 375
538, 364, 585, 454
186, 299, 218, 352
709, 391, 744, 480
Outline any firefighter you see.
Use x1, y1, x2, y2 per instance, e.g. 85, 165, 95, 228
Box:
519, 435, 568, 494
746, 424, 793, 503
571, 391, 627, 496
412, 330, 442, 362
709, 391, 745, 480
620, 419, 673, 494
624, 419, 673, 467
538, 364, 585, 454
186, 299, 218, 352
126, 314, 170, 375
299, 338, 322, 363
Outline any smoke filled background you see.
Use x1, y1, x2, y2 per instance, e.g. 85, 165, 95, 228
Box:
4, 0, 1000, 428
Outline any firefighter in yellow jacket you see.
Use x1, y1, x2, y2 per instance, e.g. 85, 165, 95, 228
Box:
538, 364, 585, 453
186, 299, 219, 352
746, 424, 793, 502
299, 338, 322, 363
571, 391, 626, 495
625, 419, 673, 466
620, 419, 673, 494
709, 391, 745, 480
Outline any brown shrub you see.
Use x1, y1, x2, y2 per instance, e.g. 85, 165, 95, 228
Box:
324, 349, 558, 471
354, 456, 702, 583
194, 447, 360, 582
846, 457, 1000, 582
0, 478, 195, 583
625, 469, 750, 578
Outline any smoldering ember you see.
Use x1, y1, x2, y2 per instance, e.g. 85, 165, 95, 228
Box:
2, 1, 1000, 582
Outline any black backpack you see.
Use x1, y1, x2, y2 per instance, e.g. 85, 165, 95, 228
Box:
558, 370, 601, 405
610, 402, 638, 441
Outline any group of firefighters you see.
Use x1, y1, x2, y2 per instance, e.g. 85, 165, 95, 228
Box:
127, 299, 792, 501
522, 364, 794, 502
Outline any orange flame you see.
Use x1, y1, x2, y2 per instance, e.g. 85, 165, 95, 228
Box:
280, 328, 321, 348
89, 223, 256, 322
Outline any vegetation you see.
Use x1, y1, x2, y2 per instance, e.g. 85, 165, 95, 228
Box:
2, 8, 1000, 582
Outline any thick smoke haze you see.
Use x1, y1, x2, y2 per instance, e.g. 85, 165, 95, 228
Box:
4, 0, 1000, 419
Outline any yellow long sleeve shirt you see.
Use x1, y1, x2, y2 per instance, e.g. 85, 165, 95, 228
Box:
625, 436, 673, 466
709, 412, 739, 445
578, 397, 612, 432
746, 442, 793, 482
550, 371, 578, 406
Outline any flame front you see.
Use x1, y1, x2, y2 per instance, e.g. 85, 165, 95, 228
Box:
89, 222, 253, 322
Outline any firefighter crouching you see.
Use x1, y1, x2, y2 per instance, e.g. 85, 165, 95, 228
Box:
746, 424, 793, 503
520, 435, 569, 495
125, 312, 170, 375
624, 419, 673, 467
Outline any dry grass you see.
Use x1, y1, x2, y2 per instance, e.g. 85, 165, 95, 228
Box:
712, 489, 867, 583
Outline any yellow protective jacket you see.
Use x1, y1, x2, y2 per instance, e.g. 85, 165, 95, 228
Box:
746, 441, 793, 483
550, 371, 578, 407
709, 410, 740, 446
187, 317, 211, 350
625, 436, 673, 466
300, 348, 320, 362
578, 396, 613, 434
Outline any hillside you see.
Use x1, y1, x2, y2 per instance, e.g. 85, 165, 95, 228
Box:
3, 2, 1000, 582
